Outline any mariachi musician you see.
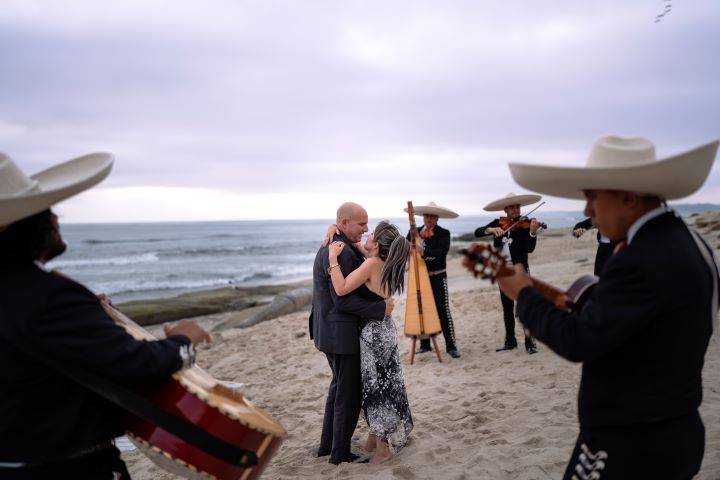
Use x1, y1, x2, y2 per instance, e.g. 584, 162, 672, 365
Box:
475, 192, 544, 354
499, 135, 719, 479
405, 202, 461, 358
573, 217, 617, 276
0, 153, 210, 479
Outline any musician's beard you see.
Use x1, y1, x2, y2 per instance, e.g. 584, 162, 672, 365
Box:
42, 234, 67, 263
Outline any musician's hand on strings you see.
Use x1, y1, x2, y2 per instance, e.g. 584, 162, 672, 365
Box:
487, 227, 504, 237
322, 224, 340, 247
328, 241, 345, 261
496, 264, 533, 301
384, 297, 395, 316
165, 320, 212, 345
573, 228, 586, 238
530, 219, 540, 235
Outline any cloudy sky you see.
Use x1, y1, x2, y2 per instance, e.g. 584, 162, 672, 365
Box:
1, 0, 718, 222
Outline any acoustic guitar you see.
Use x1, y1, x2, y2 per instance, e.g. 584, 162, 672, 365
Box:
460, 242, 598, 311
103, 304, 286, 480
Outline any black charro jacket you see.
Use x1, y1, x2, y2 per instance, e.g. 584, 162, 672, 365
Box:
406, 225, 451, 272
517, 212, 716, 428
0, 264, 190, 463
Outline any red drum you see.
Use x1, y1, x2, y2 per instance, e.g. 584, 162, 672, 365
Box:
104, 304, 286, 480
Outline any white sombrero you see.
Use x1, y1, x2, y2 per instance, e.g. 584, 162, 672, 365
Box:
403, 201, 459, 219
483, 192, 542, 212
509, 136, 719, 200
0, 152, 114, 227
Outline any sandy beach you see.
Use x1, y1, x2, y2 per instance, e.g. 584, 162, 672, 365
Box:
123, 214, 720, 480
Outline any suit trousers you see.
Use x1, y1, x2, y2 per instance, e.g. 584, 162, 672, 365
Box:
320, 352, 362, 462
499, 290, 535, 348
420, 273, 457, 352
562, 411, 704, 480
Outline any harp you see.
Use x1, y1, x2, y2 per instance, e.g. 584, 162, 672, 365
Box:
404, 201, 444, 364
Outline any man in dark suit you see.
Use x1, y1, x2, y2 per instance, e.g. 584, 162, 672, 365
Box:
503, 135, 719, 479
476, 192, 543, 354
572, 217, 616, 275
0, 153, 210, 479
310, 202, 391, 465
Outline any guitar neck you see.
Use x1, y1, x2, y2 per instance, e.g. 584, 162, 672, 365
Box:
528, 276, 570, 308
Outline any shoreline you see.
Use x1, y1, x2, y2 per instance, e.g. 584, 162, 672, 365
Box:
114, 213, 720, 328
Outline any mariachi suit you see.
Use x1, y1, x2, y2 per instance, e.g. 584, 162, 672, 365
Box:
0, 264, 190, 478
407, 225, 458, 353
574, 217, 617, 276
475, 219, 537, 349
517, 210, 718, 479
309, 233, 386, 463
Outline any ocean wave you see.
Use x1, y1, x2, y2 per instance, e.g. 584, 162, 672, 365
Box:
237, 272, 273, 283
84, 238, 169, 245
50, 253, 160, 268
107, 277, 233, 296
159, 244, 316, 258
160, 246, 248, 257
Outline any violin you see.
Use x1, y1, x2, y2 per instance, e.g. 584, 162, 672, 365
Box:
498, 216, 547, 232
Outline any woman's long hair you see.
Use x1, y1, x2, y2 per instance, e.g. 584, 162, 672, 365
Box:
374, 221, 411, 296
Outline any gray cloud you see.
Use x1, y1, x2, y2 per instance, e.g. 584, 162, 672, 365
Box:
0, 0, 718, 218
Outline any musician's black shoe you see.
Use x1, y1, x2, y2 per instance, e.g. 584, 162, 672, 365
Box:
418, 344, 432, 353
495, 342, 518, 352
525, 337, 539, 354
316, 447, 331, 457
447, 349, 461, 358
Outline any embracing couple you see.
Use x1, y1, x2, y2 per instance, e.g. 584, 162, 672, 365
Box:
309, 202, 413, 465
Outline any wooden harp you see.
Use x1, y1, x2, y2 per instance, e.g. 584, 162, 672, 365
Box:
404, 201, 443, 364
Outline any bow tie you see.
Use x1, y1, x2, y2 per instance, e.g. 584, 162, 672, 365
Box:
420, 228, 434, 239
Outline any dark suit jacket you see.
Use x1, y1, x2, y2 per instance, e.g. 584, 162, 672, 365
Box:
475, 219, 537, 269
517, 212, 716, 428
574, 217, 617, 275
406, 225, 450, 271
0, 264, 190, 463
574, 217, 617, 245
309, 233, 385, 355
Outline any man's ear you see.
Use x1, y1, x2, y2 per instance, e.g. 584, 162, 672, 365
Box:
622, 192, 639, 207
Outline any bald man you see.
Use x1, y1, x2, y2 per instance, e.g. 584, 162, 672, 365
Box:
310, 202, 393, 465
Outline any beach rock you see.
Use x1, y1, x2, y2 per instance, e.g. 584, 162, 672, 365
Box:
454, 232, 480, 242
213, 287, 313, 331
115, 280, 312, 326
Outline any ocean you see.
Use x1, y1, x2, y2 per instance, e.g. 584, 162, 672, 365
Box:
49, 204, 718, 303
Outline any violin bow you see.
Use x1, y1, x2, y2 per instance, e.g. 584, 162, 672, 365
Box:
500, 201, 546, 235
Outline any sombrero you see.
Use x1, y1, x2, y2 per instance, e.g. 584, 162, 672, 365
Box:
483, 192, 542, 212
403, 201, 459, 219
509, 136, 719, 200
0, 152, 114, 227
